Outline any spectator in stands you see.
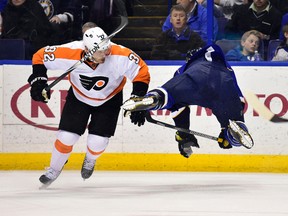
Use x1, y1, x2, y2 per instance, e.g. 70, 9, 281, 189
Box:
151, 5, 205, 60
225, 0, 282, 59
225, 30, 262, 61
199, 0, 249, 20
162, 0, 219, 43
84, 0, 127, 35
225, 0, 282, 41
1, 0, 56, 59
272, 24, 288, 61
216, 0, 249, 19
198, 0, 251, 40
38, 0, 83, 42
195, 0, 225, 18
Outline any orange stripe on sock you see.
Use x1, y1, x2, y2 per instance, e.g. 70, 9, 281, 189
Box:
54, 139, 73, 154
87, 146, 105, 155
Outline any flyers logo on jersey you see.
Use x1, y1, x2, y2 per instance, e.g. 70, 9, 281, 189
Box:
79, 75, 108, 91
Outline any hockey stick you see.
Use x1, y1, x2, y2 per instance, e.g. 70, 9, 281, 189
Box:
42, 16, 129, 101
145, 112, 223, 142
244, 90, 288, 123
145, 112, 255, 149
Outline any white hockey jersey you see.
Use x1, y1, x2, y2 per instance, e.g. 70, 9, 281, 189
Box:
32, 41, 150, 106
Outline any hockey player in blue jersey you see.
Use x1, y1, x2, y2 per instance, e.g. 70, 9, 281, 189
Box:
123, 44, 254, 158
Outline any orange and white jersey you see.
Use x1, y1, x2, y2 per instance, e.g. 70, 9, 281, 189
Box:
32, 41, 150, 106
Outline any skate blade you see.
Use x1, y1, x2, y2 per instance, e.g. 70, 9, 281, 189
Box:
122, 97, 154, 111
229, 120, 254, 149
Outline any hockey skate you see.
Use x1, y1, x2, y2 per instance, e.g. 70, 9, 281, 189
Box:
175, 131, 199, 158
226, 120, 254, 149
39, 167, 62, 189
122, 93, 161, 112
81, 157, 96, 180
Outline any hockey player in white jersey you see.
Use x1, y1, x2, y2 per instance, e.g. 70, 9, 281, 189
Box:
28, 26, 150, 187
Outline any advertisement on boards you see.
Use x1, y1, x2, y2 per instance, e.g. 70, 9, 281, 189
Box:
1, 64, 287, 155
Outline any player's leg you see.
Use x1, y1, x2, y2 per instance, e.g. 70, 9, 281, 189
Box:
122, 88, 166, 111
213, 85, 254, 149
81, 134, 108, 179
39, 88, 91, 187
173, 107, 199, 158
39, 130, 80, 187
81, 92, 122, 180
122, 69, 203, 112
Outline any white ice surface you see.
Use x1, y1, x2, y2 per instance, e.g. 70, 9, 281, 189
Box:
0, 171, 288, 216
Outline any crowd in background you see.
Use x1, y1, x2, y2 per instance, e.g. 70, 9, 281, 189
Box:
0, 0, 288, 61
157, 0, 288, 61
0, 0, 132, 59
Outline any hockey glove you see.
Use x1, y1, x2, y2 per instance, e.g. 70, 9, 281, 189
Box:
124, 92, 147, 126
129, 110, 146, 127
217, 129, 232, 149
175, 131, 199, 158
28, 75, 50, 103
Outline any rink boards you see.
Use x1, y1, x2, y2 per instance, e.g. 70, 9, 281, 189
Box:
0, 61, 287, 172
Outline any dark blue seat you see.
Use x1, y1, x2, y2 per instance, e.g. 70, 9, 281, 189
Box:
267, 39, 282, 61
0, 39, 26, 60
215, 39, 241, 55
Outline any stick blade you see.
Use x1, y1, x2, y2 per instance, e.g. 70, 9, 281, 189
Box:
270, 115, 288, 123
243, 90, 288, 123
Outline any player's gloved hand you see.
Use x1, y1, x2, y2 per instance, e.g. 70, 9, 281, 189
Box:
28, 76, 50, 103
123, 94, 147, 127
129, 110, 146, 127
175, 131, 199, 158
218, 129, 232, 149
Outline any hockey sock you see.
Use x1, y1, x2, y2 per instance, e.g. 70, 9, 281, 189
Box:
86, 134, 109, 160
50, 130, 80, 171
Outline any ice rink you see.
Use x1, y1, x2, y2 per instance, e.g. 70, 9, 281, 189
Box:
0, 171, 288, 216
